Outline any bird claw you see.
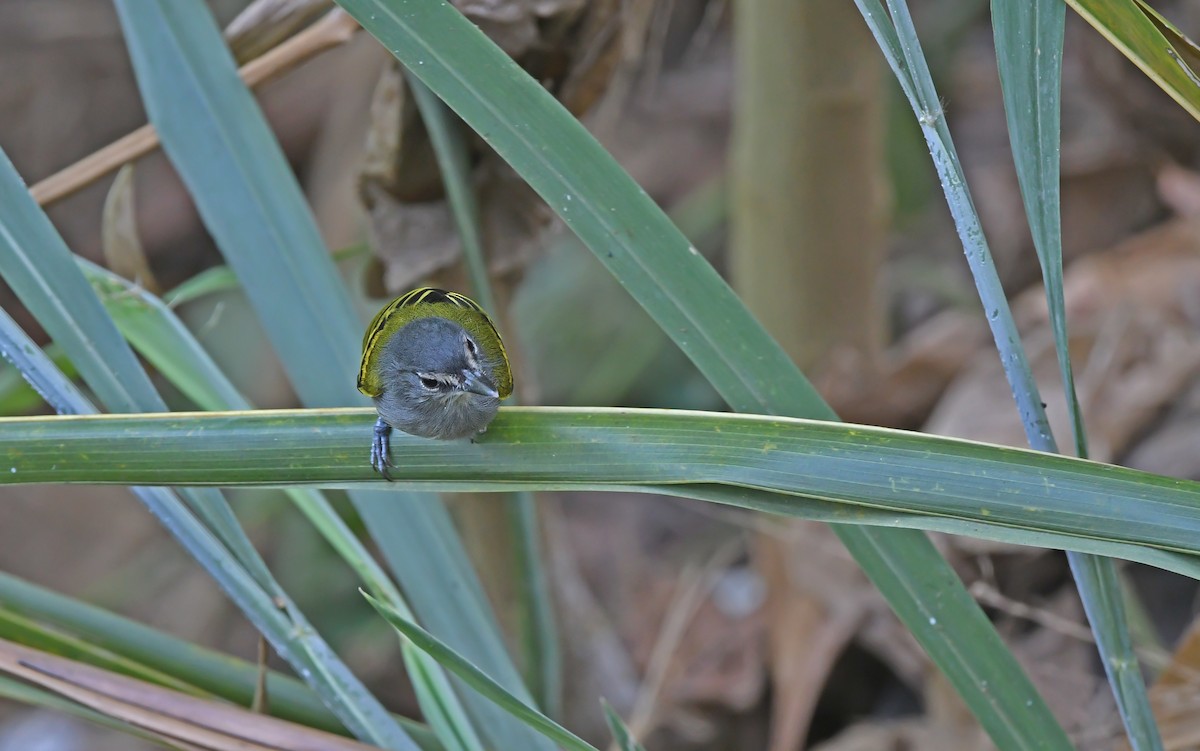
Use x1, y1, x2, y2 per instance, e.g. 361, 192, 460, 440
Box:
371, 418, 394, 480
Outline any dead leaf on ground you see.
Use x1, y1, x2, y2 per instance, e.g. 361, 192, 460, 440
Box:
557, 492, 765, 746
927, 217, 1200, 467
1157, 162, 1200, 217
757, 523, 870, 751
1003, 588, 1109, 738
545, 501, 640, 743
820, 309, 988, 430
810, 719, 947, 751
755, 520, 947, 751
1120, 615, 1200, 751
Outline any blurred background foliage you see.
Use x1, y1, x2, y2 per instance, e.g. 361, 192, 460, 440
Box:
2, 0, 1200, 749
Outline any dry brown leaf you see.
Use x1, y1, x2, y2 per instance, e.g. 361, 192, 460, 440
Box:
623, 541, 757, 741
619, 543, 764, 744
1119, 616, 1200, 751
754, 522, 941, 749
810, 719, 940, 751
998, 587, 1106, 735
554, 492, 765, 745
358, 59, 551, 293
1123, 377, 1200, 479
0, 637, 377, 751
820, 309, 988, 429
758, 524, 869, 751
456, 0, 539, 57
923, 670, 996, 751
1157, 162, 1200, 218
358, 0, 641, 294
101, 163, 159, 294
544, 500, 640, 743
225, 0, 333, 62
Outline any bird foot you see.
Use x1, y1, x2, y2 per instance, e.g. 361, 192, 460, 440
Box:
370, 418, 394, 480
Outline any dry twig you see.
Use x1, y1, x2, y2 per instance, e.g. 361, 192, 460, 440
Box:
30, 9, 360, 207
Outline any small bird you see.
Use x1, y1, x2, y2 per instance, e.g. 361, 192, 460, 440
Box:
357, 287, 513, 477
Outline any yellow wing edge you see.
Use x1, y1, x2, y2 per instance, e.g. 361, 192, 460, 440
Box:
357, 288, 512, 398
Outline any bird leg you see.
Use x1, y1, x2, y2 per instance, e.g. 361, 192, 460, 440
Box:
370, 417, 394, 480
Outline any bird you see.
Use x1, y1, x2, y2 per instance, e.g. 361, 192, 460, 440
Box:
357, 287, 513, 477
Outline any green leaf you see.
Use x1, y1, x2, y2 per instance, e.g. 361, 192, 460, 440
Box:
1066, 555, 1161, 749
862, 0, 1056, 451
601, 700, 646, 751
0, 608, 199, 697
1067, 0, 1200, 121
992, 0, 1081, 456
404, 640, 487, 751
0, 344, 74, 415
1133, 0, 1200, 78
365, 592, 599, 751
80, 258, 245, 412
162, 265, 240, 307
294, 493, 485, 751
162, 245, 367, 309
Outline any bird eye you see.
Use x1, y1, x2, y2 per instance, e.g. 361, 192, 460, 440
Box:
465, 338, 477, 356
418, 376, 440, 390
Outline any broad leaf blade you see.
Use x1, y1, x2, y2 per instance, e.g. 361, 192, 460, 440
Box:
6, 408, 1200, 559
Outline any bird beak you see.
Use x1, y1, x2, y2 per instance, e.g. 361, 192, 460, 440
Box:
462, 371, 499, 398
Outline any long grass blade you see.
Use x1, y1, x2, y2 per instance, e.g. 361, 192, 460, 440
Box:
408, 74, 559, 716
993, 1, 1157, 745
0, 675, 171, 747
365, 593, 599, 751
861, 0, 1160, 745
111, 3, 551, 748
